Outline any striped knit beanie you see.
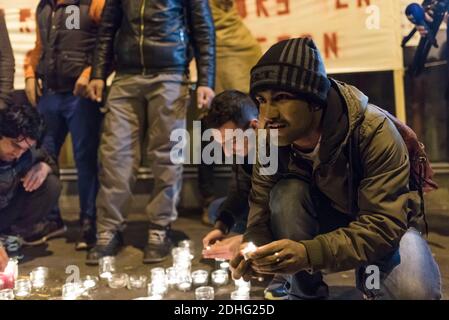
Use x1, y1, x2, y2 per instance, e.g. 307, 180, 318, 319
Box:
250, 38, 331, 106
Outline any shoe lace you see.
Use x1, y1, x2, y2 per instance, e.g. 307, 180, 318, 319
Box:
97, 231, 115, 246
148, 229, 166, 245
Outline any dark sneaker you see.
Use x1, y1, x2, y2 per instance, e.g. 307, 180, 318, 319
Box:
21, 218, 67, 246
0, 234, 23, 260
143, 226, 173, 264
264, 274, 289, 300
75, 218, 97, 251
86, 230, 123, 266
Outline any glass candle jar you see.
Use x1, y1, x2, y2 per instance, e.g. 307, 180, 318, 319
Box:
195, 286, 214, 300
127, 275, 148, 290
230, 289, 250, 300
150, 268, 166, 281
191, 270, 209, 287
62, 282, 83, 300
14, 279, 32, 298
30, 267, 49, 289
108, 273, 129, 289
0, 288, 15, 300
211, 270, 229, 286
99, 256, 116, 280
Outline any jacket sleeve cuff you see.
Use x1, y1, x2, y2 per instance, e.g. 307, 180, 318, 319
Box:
300, 238, 329, 272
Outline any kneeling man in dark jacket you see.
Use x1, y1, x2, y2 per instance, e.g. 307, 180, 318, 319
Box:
231, 38, 441, 300
0, 105, 61, 263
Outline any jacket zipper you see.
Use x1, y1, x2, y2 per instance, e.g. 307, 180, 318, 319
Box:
139, 0, 146, 75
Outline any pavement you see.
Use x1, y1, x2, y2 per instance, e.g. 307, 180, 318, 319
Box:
11, 208, 448, 300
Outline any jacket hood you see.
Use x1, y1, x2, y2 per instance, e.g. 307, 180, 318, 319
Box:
318, 78, 368, 167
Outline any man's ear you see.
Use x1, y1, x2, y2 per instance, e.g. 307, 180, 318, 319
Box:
249, 119, 259, 130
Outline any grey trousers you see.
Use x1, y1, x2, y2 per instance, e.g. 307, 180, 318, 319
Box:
96, 73, 190, 233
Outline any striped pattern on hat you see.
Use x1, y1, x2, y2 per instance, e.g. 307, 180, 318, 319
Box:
250, 38, 331, 106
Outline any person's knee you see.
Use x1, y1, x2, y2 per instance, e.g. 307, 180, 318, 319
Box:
42, 174, 62, 202
269, 178, 315, 240
375, 229, 442, 300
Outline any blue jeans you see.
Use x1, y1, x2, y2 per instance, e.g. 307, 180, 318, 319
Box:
269, 178, 442, 300
38, 92, 102, 220
208, 197, 248, 234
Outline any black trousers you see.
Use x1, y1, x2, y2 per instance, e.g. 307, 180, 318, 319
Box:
0, 175, 61, 237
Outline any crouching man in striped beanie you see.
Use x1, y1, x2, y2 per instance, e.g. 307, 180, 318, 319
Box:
230, 37, 441, 300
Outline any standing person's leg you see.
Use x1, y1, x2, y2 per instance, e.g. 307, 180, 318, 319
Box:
63, 94, 102, 249
269, 178, 329, 300
356, 228, 441, 300
143, 73, 190, 263
35, 92, 68, 232
87, 74, 146, 264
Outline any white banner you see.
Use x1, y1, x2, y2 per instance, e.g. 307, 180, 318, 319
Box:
2, 0, 411, 90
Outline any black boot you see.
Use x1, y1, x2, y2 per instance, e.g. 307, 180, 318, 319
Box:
86, 230, 123, 266
75, 217, 97, 251
143, 224, 173, 264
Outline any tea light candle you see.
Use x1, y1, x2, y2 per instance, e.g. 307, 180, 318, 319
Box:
150, 268, 166, 280
191, 270, 209, 286
0, 259, 18, 290
166, 267, 178, 287
128, 275, 147, 290
148, 281, 168, 296
0, 288, 15, 300
108, 273, 129, 289
176, 270, 192, 292
230, 289, 250, 300
99, 256, 116, 280
195, 286, 214, 300
82, 276, 99, 290
241, 242, 257, 260
234, 278, 251, 292
0, 272, 14, 289
62, 282, 83, 300
211, 270, 228, 286
14, 279, 32, 298
30, 267, 49, 289
178, 240, 195, 258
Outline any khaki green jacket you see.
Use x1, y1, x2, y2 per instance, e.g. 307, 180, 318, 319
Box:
245, 79, 413, 273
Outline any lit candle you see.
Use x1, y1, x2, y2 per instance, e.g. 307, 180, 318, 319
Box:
165, 267, 178, 287
0, 259, 18, 289
234, 278, 251, 292
230, 289, 250, 300
176, 270, 192, 292
195, 286, 214, 300
30, 267, 49, 289
0, 288, 15, 300
211, 270, 229, 286
14, 279, 32, 298
148, 281, 168, 296
82, 276, 99, 290
108, 273, 129, 289
99, 256, 116, 280
191, 270, 209, 287
241, 242, 257, 260
128, 275, 147, 290
62, 282, 83, 300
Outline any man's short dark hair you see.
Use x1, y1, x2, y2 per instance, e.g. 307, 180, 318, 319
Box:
0, 105, 45, 143
204, 90, 259, 129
